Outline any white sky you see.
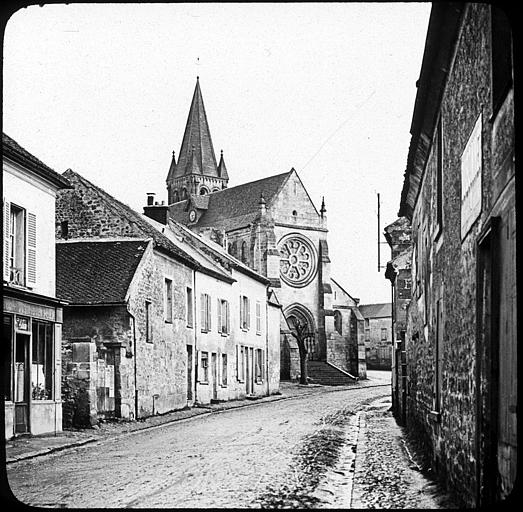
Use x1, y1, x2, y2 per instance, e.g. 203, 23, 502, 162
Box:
3, 2, 431, 304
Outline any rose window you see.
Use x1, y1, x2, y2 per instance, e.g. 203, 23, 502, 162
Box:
278, 235, 317, 287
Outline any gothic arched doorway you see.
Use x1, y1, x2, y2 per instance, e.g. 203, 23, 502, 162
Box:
284, 304, 318, 361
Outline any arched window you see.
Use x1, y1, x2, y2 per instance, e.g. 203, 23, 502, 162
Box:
172, 190, 179, 203
241, 241, 247, 264
334, 310, 342, 335
182, 188, 188, 200
228, 240, 237, 257
200, 187, 209, 195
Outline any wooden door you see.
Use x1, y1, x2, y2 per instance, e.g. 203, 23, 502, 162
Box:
14, 333, 30, 434
96, 347, 116, 419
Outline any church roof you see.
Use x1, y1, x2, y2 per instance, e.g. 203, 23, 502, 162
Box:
169, 170, 292, 231
358, 303, 392, 319
173, 78, 218, 179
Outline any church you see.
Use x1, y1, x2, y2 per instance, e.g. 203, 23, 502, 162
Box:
143, 78, 366, 382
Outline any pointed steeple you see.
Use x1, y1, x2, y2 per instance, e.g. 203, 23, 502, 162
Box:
175, 78, 218, 178
217, 149, 229, 179
166, 151, 177, 182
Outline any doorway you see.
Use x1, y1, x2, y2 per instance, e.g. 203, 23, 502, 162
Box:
14, 333, 30, 434
211, 353, 218, 400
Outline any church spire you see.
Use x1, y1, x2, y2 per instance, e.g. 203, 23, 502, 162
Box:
175, 78, 218, 178
217, 149, 229, 180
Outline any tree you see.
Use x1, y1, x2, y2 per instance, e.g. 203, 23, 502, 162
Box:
289, 317, 309, 385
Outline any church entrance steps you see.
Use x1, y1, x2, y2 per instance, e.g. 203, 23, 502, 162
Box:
307, 361, 359, 386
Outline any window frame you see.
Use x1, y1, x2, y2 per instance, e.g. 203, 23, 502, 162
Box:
200, 351, 209, 383
186, 287, 193, 327
255, 301, 261, 335
164, 278, 173, 323
145, 300, 153, 343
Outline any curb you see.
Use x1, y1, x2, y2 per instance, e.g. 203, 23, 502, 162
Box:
6, 382, 390, 464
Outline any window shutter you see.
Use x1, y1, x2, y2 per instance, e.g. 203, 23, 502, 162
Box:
240, 295, 243, 328
3, 200, 10, 281
217, 298, 222, 333
200, 294, 205, 331
246, 298, 251, 329
236, 345, 239, 379
207, 294, 211, 331
26, 212, 37, 286
226, 301, 230, 333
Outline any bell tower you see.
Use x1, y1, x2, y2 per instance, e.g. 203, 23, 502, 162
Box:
166, 78, 229, 203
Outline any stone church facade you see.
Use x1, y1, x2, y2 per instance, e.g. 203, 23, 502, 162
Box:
144, 78, 364, 382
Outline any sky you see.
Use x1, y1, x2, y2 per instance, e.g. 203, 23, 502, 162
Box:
2, 2, 432, 304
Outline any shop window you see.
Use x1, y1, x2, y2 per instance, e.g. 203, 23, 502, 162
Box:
186, 287, 193, 327
221, 354, 228, 386
3, 315, 13, 401
200, 352, 209, 383
31, 320, 53, 400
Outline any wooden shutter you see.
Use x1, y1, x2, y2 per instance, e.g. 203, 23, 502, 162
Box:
225, 301, 230, 333
217, 298, 222, 333
200, 294, 206, 331
3, 200, 10, 281
240, 295, 243, 328
207, 294, 211, 331
246, 298, 251, 329
26, 212, 37, 286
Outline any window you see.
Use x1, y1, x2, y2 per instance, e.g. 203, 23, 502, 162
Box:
364, 318, 370, 328
200, 352, 209, 383
237, 345, 245, 381
145, 301, 152, 342
240, 295, 250, 330
164, 278, 173, 323
334, 310, 343, 335
186, 287, 193, 327
241, 241, 247, 264
31, 320, 53, 400
200, 293, 211, 332
381, 328, 388, 341
221, 353, 228, 386
217, 299, 230, 334
60, 220, 69, 239
365, 329, 370, 342
3, 202, 37, 287
255, 348, 264, 383
256, 301, 262, 334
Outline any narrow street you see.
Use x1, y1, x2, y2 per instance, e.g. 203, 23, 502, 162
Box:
6, 377, 454, 509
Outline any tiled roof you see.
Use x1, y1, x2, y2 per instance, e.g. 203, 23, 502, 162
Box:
62, 169, 198, 267
3, 133, 71, 189
56, 240, 148, 304
358, 303, 392, 319
169, 170, 292, 231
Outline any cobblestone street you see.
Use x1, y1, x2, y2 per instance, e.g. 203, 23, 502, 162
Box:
5, 374, 456, 509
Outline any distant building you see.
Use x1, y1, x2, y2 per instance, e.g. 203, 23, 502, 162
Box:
396, 4, 515, 506
3, 133, 71, 438
358, 303, 392, 370
384, 216, 412, 424
144, 78, 361, 385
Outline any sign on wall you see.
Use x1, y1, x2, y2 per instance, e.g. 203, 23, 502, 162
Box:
461, 113, 482, 239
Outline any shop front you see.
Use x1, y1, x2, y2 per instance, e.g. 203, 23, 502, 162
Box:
3, 288, 65, 439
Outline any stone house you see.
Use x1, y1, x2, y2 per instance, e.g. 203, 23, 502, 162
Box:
384, 216, 412, 424
143, 216, 282, 403
397, 4, 515, 506
3, 133, 71, 438
358, 303, 392, 370
144, 78, 360, 385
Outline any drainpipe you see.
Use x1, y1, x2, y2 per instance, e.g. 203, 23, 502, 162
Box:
193, 269, 198, 404
265, 288, 270, 397
127, 307, 139, 421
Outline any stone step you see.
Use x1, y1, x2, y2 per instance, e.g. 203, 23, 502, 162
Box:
307, 361, 356, 386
